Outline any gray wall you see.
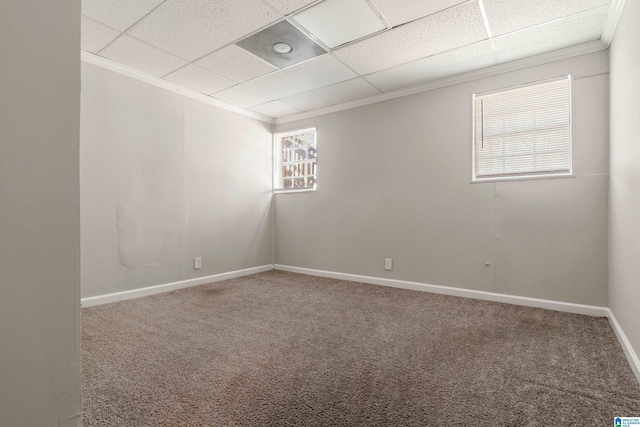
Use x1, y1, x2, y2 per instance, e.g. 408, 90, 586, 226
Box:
81, 63, 273, 298
275, 51, 610, 306
609, 0, 640, 364
0, 1, 81, 426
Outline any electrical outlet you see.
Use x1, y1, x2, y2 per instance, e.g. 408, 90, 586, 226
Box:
194, 257, 202, 270
385, 258, 393, 271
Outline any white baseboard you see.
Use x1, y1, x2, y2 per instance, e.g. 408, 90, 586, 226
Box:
274, 264, 609, 317
81, 265, 274, 307
607, 310, 640, 384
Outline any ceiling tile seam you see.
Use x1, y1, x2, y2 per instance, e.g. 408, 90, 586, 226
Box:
285, 17, 332, 52
241, 52, 336, 88
352, 36, 492, 81
479, 4, 611, 65
487, 4, 611, 41
81, 51, 274, 124
286, 0, 398, 54
255, 0, 288, 17
488, 40, 500, 65
176, 16, 289, 69
375, 0, 476, 31
96, 33, 194, 70
364, 0, 392, 29
273, 40, 606, 124
263, 99, 300, 111
257, 0, 324, 18
323, 0, 480, 54
94, 0, 168, 56
274, 76, 381, 104
196, 45, 280, 79
251, 100, 302, 115
328, 52, 366, 79
114, 11, 288, 69
361, 75, 385, 93
477, 0, 493, 38
210, 84, 275, 107
158, 62, 239, 85
81, 15, 122, 34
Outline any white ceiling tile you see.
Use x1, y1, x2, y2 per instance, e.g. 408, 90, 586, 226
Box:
371, 0, 467, 27
81, 16, 120, 54
492, 6, 608, 64
129, 0, 280, 61
250, 101, 301, 118
281, 78, 381, 111
211, 84, 273, 108
100, 36, 189, 77
260, 0, 319, 16
244, 54, 358, 99
483, 0, 610, 36
333, 1, 488, 75
365, 41, 497, 92
292, 0, 386, 49
82, 0, 164, 31
195, 45, 277, 83
164, 64, 236, 94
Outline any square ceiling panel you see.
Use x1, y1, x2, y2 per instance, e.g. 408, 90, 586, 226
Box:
365, 40, 497, 92
333, 1, 488, 75
491, 6, 608, 63
291, 0, 387, 49
245, 54, 358, 99
281, 78, 381, 111
100, 36, 189, 77
81, 16, 120, 54
370, 0, 467, 27
211, 84, 273, 108
164, 64, 236, 94
483, 0, 610, 36
250, 101, 301, 118
128, 0, 280, 61
82, 0, 164, 31
260, 0, 320, 16
236, 20, 326, 69
195, 45, 277, 83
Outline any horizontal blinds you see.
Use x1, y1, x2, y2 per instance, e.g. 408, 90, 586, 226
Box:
474, 77, 571, 179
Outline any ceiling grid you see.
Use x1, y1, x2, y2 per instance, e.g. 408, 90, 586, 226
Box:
80, 0, 616, 120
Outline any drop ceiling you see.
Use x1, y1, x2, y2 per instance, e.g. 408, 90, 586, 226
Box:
81, 0, 615, 121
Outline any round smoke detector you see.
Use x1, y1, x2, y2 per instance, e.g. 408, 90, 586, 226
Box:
273, 42, 293, 54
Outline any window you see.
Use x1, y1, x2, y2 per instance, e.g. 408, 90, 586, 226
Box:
274, 128, 317, 191
472, 76, 572, 182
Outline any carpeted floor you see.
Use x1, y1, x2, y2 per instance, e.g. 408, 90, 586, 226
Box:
82, 270, 640, 426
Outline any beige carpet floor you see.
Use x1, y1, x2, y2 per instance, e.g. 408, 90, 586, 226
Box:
82, 270, 640, 426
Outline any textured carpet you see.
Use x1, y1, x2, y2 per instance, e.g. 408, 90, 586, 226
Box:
82, 271, 640, 426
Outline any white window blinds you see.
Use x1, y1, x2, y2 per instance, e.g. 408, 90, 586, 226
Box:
473, 76, 572, 181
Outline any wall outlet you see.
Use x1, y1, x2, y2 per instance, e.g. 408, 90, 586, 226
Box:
384, 258, 393, 271
194, 257, 202, 270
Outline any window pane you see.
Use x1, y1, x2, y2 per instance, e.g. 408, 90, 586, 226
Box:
473, 77, 571, 180
276, 128, 317, 190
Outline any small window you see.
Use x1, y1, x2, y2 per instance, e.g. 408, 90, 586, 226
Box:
274, 128, 317, 191
472, 76, 572, 182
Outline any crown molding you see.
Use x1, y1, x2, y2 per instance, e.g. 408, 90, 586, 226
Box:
601, 0, 627, 47
274, 40, 607, 125
81, 51, 275, 125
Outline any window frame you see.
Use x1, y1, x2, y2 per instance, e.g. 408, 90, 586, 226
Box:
273, 127, 318, 193
471, 75, 574, 183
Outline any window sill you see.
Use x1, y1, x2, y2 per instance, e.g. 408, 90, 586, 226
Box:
274, 188, 317, 194
471, 174, 575, 184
